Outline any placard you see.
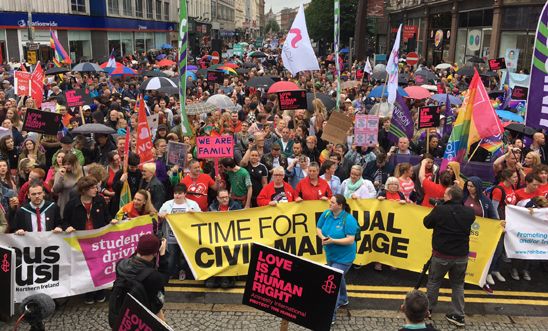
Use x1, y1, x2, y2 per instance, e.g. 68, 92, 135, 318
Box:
41, 101, 57, 112
22, 108, 63, 135
354, 114, 379, 147
0, 246, 15, 321
277, 90, 307, 111
511, 86, 529, 100
488, 58, 506, 71
243, 243, 342, 331
206, 70, 224, 84
0, 127, 11, 140
147, 113, 159, 132
167, 141, 188, 167
196, 135, 234, 158
321, 112, 353, 144
418, 106, 441, 129
14, 71, 31, 96
115, 293, 174, 331
65, 88, 93, 107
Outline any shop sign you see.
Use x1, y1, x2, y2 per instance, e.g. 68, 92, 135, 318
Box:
467, 30, 481, 52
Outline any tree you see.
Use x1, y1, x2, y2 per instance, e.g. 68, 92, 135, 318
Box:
305, 0, 358, 46
264, 19, 280, 34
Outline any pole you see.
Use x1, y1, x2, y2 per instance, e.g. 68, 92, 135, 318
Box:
426, 129, 430, 154
334, 0, 341, 111
348, 37, 353, 75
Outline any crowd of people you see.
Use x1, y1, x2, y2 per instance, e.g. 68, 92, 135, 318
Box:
0, 36, 547, 327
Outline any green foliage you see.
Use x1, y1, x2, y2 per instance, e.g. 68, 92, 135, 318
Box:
305, 0, 359, 44
264, 19, 280, 34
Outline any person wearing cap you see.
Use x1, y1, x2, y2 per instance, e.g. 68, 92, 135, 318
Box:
51, 135, 85, 166
108, 234, 169, 326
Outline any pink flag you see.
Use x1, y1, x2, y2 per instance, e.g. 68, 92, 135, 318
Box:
30, 62, 45, 108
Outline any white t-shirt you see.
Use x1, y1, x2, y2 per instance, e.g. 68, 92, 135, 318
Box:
160, 199, 201, 244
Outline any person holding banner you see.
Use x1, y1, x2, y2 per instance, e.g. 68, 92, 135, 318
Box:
340, 165, 377, 199
316, 194, 359, 325
116, 189, 157, 221
257, 166, 299, 206
12, 182, 62, 235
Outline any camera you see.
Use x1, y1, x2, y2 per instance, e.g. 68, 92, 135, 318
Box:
429, 198, 444, 206
248, 136, 255, 144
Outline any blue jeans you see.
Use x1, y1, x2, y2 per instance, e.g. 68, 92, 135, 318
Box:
167, 243, 187, 277
327, 261, 351, 321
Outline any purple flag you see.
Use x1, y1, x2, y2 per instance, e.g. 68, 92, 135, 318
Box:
525, 2, 548, 130
388, 93, 414, 144
443, 93, 454, 137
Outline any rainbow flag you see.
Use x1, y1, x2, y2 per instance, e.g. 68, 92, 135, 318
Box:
50, 30, 71, 66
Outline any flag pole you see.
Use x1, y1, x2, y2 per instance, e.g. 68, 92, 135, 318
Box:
334, 0, 341, 111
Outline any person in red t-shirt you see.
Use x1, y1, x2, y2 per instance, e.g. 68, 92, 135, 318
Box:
533, 164, 548, 198
419, 158, 454, 207
377, 177, 407, 204
490, 169, 518, 219
295, 162, 333, 201
180, 159, 220, 211
515, 173, 542, 206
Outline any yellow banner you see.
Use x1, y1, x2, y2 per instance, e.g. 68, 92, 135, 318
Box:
167, 200, 502, 286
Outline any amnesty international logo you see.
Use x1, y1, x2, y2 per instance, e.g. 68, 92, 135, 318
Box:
321, 274, 337, 294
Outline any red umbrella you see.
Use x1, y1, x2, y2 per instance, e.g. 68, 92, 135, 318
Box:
157, 59, 176, 67
267, 81, 300, 94
100, 61, 123, 68
222, 62, 239, 69
403, 86, 432, 100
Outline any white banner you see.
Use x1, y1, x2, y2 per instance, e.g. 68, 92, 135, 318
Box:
504, 205, 548, 260
0, 216, 153, 302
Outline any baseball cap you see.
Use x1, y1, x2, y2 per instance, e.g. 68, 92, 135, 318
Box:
136, 234, 160, 255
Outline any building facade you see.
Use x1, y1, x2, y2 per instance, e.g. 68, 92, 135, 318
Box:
386, 0, 545, 71
279, 8, 297, 32
187, 0, 213, 56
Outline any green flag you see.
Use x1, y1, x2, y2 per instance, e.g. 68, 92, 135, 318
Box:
178, 0, 192, 136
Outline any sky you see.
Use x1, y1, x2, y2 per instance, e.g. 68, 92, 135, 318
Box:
264, 0, 310, 13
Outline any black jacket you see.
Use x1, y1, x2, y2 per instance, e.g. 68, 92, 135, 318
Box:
63, 195, 111, 230
423, 200, 475, 257
13, 200, 62, 232
139, 176, 166, 211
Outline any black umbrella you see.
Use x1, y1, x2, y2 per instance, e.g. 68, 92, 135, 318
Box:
482, 71, 498, 77
414, 70, 437, 84
236, 68, 248, 75
242, 62, 257, 68
45, 67, 71, 75
398, 73, 410, 85
504, 123, 537, 137
307, 92, 336, 112
71, 124, 116, 135
197, 68, 208, 77
245, 76, 275, 89
457, 66, 475, 77
371, 71, 387, 82
140, 77, 177, 90
72, 62, 104, 72
142, 70, 168, 77
467, 56, 485, 64
157, 86, 180, 95
250, 51, 267, 58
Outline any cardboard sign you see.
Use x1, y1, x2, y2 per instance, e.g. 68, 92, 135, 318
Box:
22, 108, 63, 135
277, 90, 307, 111
115, 293, 174, 331
418, 106, 441, 129
65, 88, 92, 107
321, 111, 353, 144
196, 135, 234, 159
167, 141, 188, 167
0, 246, 15, 321
14, 71, 31, 96
354, 114, 379, 147
511, 86, 529, 100
488, 58, 506, 71
243, 243, 342, 331
206, 70, 224, 84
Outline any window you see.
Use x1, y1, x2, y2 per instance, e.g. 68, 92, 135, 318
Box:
156, 0, 162, 20
123, 0, 133, 16
164, 2, 169, 20
146, 0, 153, 18
136, 0, 143, 17
71, 0, 86, 12
108, 0, 120, 15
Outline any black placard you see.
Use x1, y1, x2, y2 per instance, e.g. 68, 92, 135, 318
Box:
277, 90, 307, 111
0, 246, 15, 321
22, 108, 63, 135
418, 106, 441, 129
243, 243, 342, 331
115, 293, 174, 331
65, 88, 93, 107
488, 58, 506, 71
206, 70, 225, 84
511, 86, 529, 100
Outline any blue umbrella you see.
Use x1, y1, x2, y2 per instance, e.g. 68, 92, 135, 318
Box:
187, 65, 198, 71
496, 110, 524, 123
186, 71, 197, 80
340, 48, 349, 54
368, 85, 408, 98
431, 93, 462, 106
156, 54, 167, 60
161, 43, 173, 49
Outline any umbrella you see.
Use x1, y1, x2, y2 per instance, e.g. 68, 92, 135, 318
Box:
236, 68, 248, 75
206, 94, 237, 111
239, 42, 249, 46
482, 71, 498, 77
157, 86, 180, 95
341, 80, 361, 89
430, 93, 462, 106
306, 93, 335, 111
420, 84, 438, 92
497, 110, 524, 123
208, 64, 223, 71
222, 62, 239, 69
156, 54, 167, 60
71, 124, 116, 135
467, 56, 485, 64
107, 65, 138, 76
217, 66, 238, 76
371, 71, 387, 81
186, 71, 197, 81
368, 85, 408, 98
187, 65, 198, 71
196, 68, 208, 77
435, 63, 452, 70
504, 123, 536, 136
186, 102, 218, 115
404, 86, 432, 99
140, 77, 177, 90
162, 69, 176, 77
157, 59, 176, 67
242, 62, 257, 68
160, 43, 173, 49
414, 70, 437, 84
373, 64, 386, 73
245, 76, 275, 89
267, 81, 300, 93
249, 51, 267, 58
339, 48, 350, 54
45, 67, 70, 75
99, 61, 123, 68
142, 70, 169, 77
457, 66, 475, 77
72, 62, 104, 72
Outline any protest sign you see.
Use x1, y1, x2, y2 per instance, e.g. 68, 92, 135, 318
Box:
505, 49, 519, 73
354, 114, 379, 147
14, 71, 31, 96
0, 246, 15, 320
147, 113, 159, 132
0, 216, 154, 302
243, 243, 342, 331
511, 86, 528, 100
41, 101, 57, 112
0, 127, 11, 140
418, 106, 441, 129
206, 70, 224, 84
488, 58, 506, 71
504, 205, 548, 260
115, 294, 174, 331
22, 108, 63, 135
196, 135, 234, 159
167, 199, 502, 286
167, 141, 188, 167
321, 111, 353, 144
277, 90, 307, 111
65, 88, 92, 108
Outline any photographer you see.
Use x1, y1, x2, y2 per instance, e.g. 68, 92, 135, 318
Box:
423, 185, 475, 327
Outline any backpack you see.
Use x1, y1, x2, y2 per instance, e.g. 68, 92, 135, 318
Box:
484, 185, 506, 218
324, 210, 361, 242
108, 266, 155, 329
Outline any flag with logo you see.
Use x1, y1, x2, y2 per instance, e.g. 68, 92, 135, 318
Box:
443, 93, 455, 137
136, 95, 154, 164
178, 0, 193, 136
386, 24, 402, 104
281, 4, 320, 76
387, 93, 414, 144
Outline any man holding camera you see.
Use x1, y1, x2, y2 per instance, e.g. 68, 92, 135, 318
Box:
423, 185, 475, 327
